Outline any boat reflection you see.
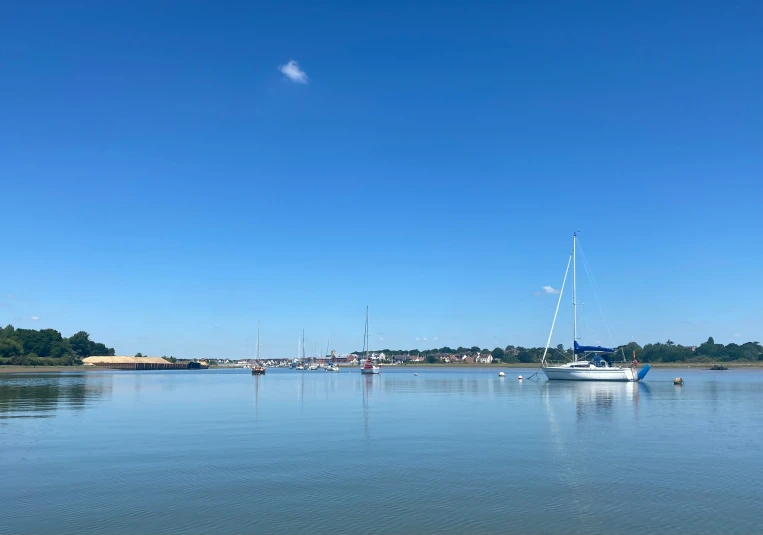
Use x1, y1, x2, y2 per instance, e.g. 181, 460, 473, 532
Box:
252, 373, 262, 422
362, 374, 373, 438
542, 380, 650, 422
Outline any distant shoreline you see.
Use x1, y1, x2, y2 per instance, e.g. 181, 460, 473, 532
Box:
1, 362, 762, 374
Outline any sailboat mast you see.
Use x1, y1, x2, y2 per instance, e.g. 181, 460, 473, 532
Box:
302, 329, 306, 361
256, 320, 260, 361
572, 232, 577, 362
365, 306, 369, 361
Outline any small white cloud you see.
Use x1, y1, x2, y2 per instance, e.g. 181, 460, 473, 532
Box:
279, 59, 308, 84
432, 337, 440, 341
734, 333, 741, 337
422, 337, 428, 341
379, 336, 385, 341
542, 286, 560, 295
29, 316, 40, 321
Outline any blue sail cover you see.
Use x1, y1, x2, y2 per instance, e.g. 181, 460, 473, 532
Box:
574, 341, 615, 354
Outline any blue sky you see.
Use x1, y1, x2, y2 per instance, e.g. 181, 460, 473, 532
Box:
1, 1, 761, 358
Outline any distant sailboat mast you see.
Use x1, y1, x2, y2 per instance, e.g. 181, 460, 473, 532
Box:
256, 320, 260, 362
363, 305, 368, 360
360, 306, 380, 374
251, 320, 266, 374
572, 232, 578, 362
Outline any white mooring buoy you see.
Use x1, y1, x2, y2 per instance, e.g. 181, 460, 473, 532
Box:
414, 373, 418, 376
518, 375, 523, 380
674, 377, 684, 385
498, 372, 505, 377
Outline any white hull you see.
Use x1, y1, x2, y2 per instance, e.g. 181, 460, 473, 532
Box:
543, 365, 637, 382
361, 367, 380, 374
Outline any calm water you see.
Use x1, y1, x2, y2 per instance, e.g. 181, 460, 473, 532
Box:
1, 367, 762, 534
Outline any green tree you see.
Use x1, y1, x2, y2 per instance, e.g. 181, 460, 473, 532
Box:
470, 346, 480, 353
135, 352, 143, 358
90, 342, 114, 356
1, 324, 16, 338
502, 350, 518, 363
491, 347, 505, 360
0, 325, 112, 366
0, 338, 24, 358
697, 337, 720, 359
517, 350, 533, 363
13, 328, 64, 357
740, 342, 762, 361
49, 339, 73, 358
69, 331, 92, 357
425, 354, 438, 364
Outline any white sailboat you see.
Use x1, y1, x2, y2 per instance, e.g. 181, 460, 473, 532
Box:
541, 233, 649, 382
360, 306, 380, 375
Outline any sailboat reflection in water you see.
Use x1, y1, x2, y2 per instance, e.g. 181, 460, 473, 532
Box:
252, 374, 262, 422
362, 374, 373, 438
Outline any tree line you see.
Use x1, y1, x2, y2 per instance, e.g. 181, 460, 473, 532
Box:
360, 337, 763, 364
0, 325, 115, 366
618, 337, 762, 364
